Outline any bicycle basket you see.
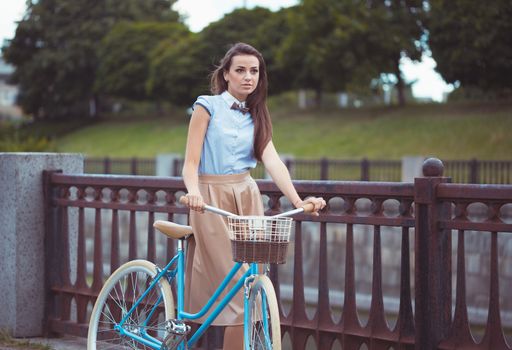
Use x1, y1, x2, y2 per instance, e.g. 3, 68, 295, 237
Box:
227, 216, 293, 264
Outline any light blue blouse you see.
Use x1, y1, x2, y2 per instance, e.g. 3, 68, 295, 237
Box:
193, 91, 257, 175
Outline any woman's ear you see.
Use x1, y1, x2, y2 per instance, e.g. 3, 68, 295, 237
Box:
223, 71, 228, 83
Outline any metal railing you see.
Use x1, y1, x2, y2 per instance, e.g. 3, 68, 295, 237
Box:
85, 156, 512, 183
43, 158, 512, 349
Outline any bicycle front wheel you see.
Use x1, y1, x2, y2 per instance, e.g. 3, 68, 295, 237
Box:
87, 260, 175, 350
245, 275, 281, 350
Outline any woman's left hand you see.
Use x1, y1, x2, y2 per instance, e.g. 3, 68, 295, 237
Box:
295, 197, 326, 216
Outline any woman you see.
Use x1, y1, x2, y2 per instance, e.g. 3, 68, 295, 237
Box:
182, 42, 326, 349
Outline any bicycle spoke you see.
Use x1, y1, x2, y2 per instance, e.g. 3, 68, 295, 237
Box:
88, 262, 174, 350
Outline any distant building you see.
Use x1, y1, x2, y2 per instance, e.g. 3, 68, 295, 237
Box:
0, 57, 22, 121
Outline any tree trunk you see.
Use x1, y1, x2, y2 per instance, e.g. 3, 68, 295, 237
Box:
395, 58, 406, 107
89, 95, 100, 118
314, 87, 323, 107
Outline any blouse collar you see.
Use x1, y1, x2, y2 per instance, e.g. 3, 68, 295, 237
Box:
221, 90, 247, 108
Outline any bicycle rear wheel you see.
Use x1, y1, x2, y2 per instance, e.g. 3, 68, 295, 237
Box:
87, 260, 175, 350
245, 275, 281, 350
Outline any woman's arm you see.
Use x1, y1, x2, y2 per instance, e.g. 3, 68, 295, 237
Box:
182, 105, 210, 212
261, 140, 326, 213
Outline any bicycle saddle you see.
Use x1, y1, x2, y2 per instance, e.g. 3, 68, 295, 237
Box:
153, 220, 194, 239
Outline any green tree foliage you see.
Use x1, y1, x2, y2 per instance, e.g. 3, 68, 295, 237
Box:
146, 7, 288, 106
198, 7, 274, 66
95, 21, 189, 100
147, 34, 206, 106
2, 0, 179, 120
364, 0, 426, 105
279, 0, 426, 105
279, 0, 378, 104
253, 7, 294, 95
428, 0, 512, 92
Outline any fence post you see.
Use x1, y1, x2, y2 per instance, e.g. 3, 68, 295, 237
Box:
320, 157, 329, 180
131, 157, 138, 175
414, 158, 451, 350
104, 157, 111, 174
469, 158, 479, 183
361, 158, 369, 181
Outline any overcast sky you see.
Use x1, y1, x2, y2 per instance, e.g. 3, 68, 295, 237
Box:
0, 0, 452, 101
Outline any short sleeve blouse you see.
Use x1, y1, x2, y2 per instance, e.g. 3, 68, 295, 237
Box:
192, 91, 257, 175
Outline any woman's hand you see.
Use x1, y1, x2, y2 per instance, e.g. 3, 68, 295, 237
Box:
294, 197, 326, 216
184, 193, 205, 213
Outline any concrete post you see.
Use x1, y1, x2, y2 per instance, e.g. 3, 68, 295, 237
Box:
298, 89, 307, 109
402, 156, 425, 182
0, 153, 83, 336
156, 153, 181, 177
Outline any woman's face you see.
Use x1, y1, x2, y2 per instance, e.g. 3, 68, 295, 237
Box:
223, 54, 260, 101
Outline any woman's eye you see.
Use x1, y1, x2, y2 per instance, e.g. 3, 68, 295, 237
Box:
251, 69, 259, 74
236, 69, 244, 73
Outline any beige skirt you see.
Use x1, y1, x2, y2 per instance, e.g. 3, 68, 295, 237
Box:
184, 171, 264, 325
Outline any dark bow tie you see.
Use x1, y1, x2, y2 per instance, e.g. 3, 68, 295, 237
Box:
231, 102, 249, 114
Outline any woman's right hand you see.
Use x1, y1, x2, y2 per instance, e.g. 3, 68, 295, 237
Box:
184, 193, 205, 213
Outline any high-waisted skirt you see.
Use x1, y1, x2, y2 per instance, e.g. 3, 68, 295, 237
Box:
184, 171, 264, 325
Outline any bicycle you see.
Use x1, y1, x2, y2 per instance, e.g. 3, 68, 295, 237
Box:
87, 196, 314, 350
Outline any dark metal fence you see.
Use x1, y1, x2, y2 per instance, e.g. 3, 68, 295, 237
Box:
43, 158, 512, 349
85, 157, 156, 175
85, 156, 512, 183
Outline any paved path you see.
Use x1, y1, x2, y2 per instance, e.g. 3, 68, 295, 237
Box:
1, 335, 87, 350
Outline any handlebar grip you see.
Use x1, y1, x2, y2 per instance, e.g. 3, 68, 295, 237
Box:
301, 202, 316, 213
180, 195, 205, 208
179, 196, 189, 205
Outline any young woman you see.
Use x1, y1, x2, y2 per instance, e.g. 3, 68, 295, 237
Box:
182, 42, 326, 349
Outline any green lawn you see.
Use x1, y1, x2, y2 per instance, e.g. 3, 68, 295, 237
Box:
54, 101, 512, 160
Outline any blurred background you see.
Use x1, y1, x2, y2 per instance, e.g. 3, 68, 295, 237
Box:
0, 0, 511, 167
1, 2, 511, 346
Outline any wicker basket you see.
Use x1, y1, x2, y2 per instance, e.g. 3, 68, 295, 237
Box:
227, 216, 293, 264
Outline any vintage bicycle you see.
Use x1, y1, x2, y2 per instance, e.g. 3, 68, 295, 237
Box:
87, 196, 314, 349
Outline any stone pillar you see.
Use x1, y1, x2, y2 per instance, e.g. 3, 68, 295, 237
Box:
402, 156, 425, 182
0, 153, 83, 337
156, 153, 181, 177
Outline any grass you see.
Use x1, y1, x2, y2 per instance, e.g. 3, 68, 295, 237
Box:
0, 329, 52, 350
48, 100, 512, 160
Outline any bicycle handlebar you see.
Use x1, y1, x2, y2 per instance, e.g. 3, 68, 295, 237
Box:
179, 196, 316, 218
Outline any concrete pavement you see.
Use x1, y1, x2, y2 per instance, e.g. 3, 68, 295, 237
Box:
3, 335, 87, 350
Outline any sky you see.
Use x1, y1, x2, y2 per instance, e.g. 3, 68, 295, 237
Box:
0, 0, 453, 102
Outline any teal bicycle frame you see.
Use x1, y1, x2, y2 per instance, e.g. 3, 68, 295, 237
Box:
115, 238, 265, 350
113, 203, 305, 349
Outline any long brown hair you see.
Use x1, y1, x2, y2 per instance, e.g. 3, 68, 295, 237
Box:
211, 43, 272, 161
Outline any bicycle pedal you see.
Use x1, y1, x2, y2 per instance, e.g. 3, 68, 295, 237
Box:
161, 319, 191, 350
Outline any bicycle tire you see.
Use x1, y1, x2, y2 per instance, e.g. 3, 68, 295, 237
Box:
87, 260, 175, 350
245, 275, 281, 350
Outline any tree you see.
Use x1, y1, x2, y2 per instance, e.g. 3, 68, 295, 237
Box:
428, 0, 512, 92
95, 21, 189, 100
147, 34, 207, 107
278, 0, 370, 105
364, 0, 426, 105
145, 6, 284, 106
279, 0, 426, 106
199, 7, 274, 63
253, 7, 295, 95
2, 0, 180, 120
